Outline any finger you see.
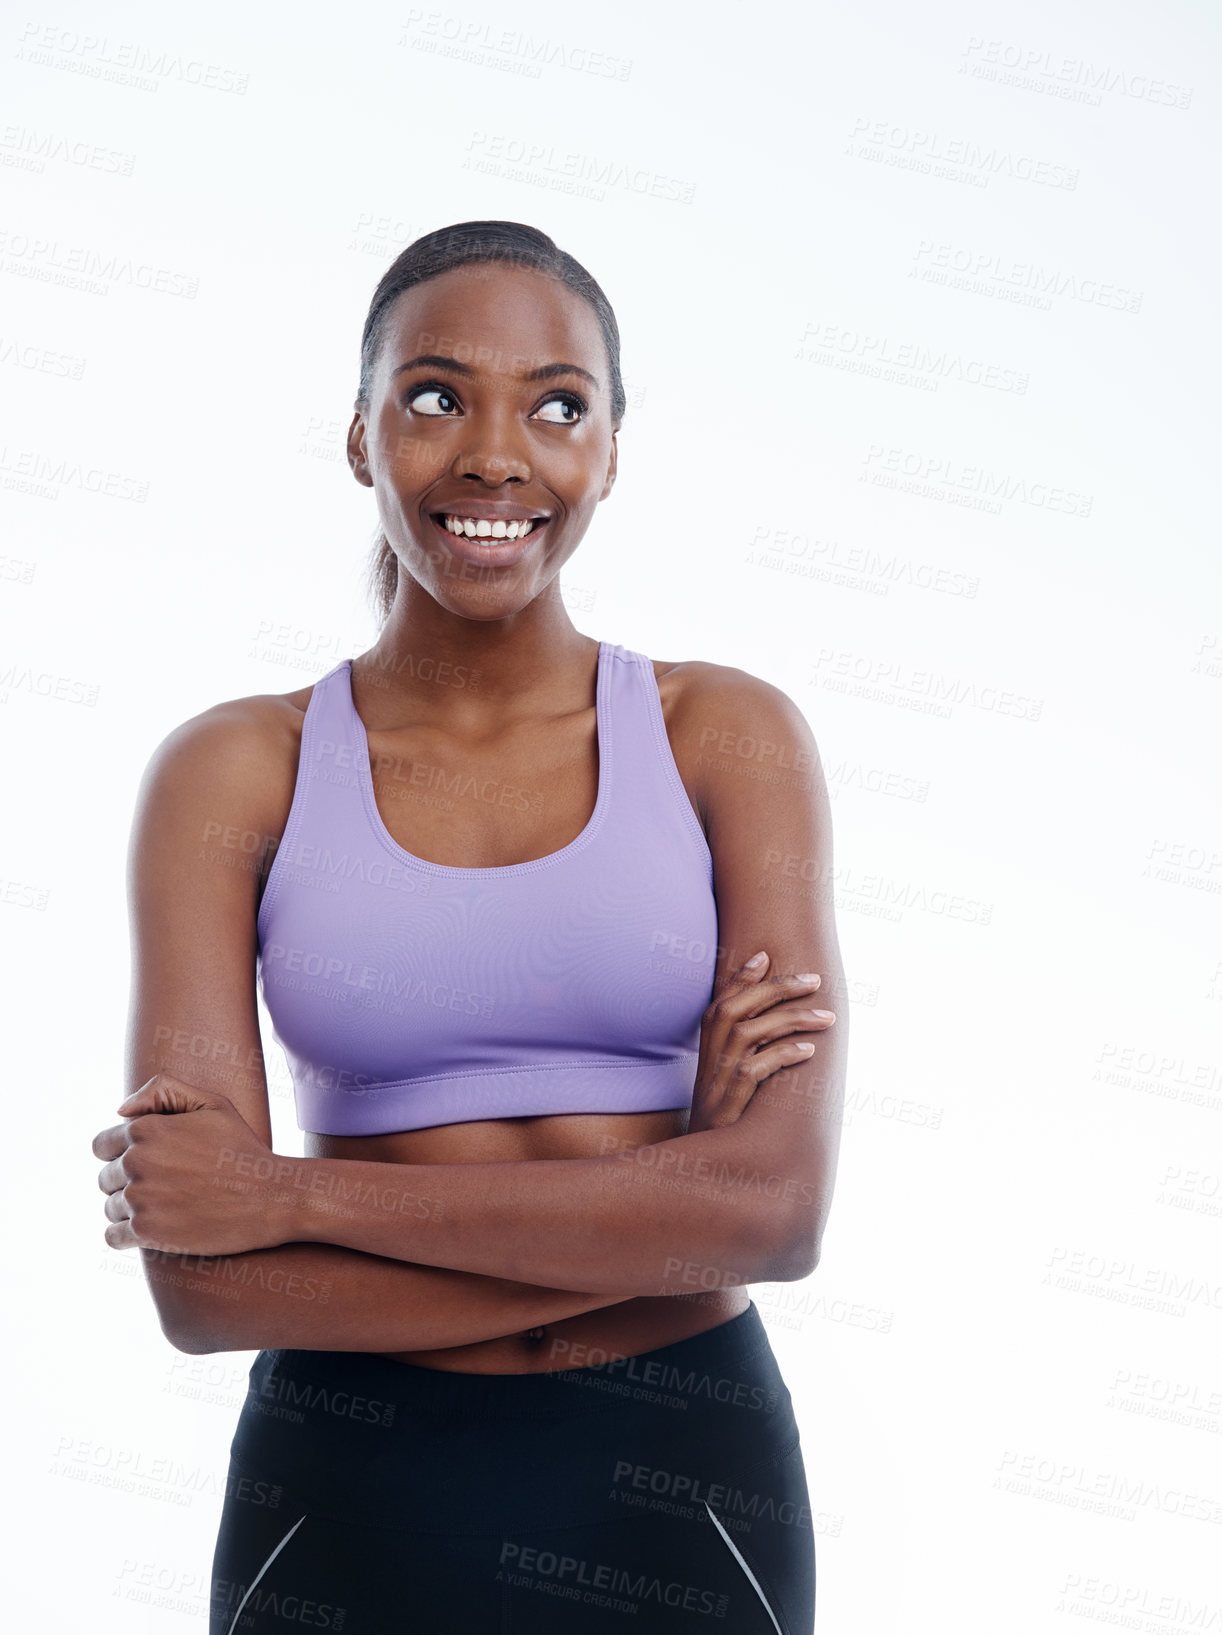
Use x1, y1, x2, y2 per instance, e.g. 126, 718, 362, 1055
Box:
91, 1122, 131, 1160
724, 969, 822, 1012
115, 1087, 158, 1117
697, 965, 825, 1105
701, 973, 824, 1067
697, 1032, 808, 1127
103, 1189, 130, 1224
734, 998, 836, 1049
709, 1020, 824, 1082
114, 1072, 179, 1116
116, 1083, 187, 1117
96, 1155, 131, 1195
712, 951, 770, 1006
716, 972, 825, 1029
752, 1036, 819, 1073
743, 1038, 823, 1111
699, 1002, 828, 1109
724, 1034, 818, 1106
115, 1073, 221, 1118
104, 1219, 137, 1251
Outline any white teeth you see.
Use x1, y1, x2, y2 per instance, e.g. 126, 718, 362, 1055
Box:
442, 515, 538, 541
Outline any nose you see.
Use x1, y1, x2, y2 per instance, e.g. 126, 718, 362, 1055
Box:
452, 448, 530, 486
449, 402, 532, 486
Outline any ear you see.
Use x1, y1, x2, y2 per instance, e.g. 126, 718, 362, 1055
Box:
348, 406, 374, 489
599, 427, 618, 502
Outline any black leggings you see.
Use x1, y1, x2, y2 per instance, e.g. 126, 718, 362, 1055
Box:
210, 1301, 815, 1633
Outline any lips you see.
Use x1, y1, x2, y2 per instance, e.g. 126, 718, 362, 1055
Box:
427, 511, 550, 566
432, 512, 546, 541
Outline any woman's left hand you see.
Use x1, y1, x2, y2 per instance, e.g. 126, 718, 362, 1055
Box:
92, 1073, 295, 1255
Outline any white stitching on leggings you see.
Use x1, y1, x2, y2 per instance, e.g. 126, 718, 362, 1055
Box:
703, 1500, 785, 1635
225, 1512, 308, 1635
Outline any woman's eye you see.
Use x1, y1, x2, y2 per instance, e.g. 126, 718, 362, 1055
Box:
406, 385, 459, 416
534, 394, 586, 425
404, 385, 586, 423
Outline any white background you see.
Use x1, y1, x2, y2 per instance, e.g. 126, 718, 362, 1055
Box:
3, 0, 1219, 1629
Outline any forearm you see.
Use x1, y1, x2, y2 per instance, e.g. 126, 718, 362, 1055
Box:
272, 1125, 805, 1295
140, 1242, 631, 1355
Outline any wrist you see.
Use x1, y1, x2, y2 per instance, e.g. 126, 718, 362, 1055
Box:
266, 1154, 318, 1245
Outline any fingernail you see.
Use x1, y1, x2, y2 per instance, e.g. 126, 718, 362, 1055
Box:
745, 951, 767, 968
795, 972, 820, 982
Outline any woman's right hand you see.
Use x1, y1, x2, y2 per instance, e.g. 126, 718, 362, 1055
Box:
687, 951, 835, 1134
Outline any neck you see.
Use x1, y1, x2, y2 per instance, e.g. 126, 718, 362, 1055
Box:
353, 594, 599, 727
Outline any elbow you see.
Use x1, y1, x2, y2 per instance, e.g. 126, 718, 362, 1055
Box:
166, 1329, 212, 1356
161, 1310, 222, 1355
140, 1252, 214, 1353
139, 1252, 237, 1353
156, 1294, 230, 1356
763, 1239, 820, 1284
751, 1207, 821, 1285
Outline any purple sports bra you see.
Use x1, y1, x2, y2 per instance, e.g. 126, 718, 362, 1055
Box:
256, 641, 719, 1136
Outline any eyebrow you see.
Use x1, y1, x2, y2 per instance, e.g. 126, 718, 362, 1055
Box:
391, 353, 600, 389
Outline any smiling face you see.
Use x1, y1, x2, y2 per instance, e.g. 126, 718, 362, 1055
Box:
348, 261, 619, 621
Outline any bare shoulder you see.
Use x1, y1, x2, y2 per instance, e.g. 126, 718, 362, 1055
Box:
651, 655, 821, 765
135, 676, 319, 847
647, 656, 825, 847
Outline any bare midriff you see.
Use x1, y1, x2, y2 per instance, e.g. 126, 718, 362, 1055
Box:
303, 1110, 750, 1374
